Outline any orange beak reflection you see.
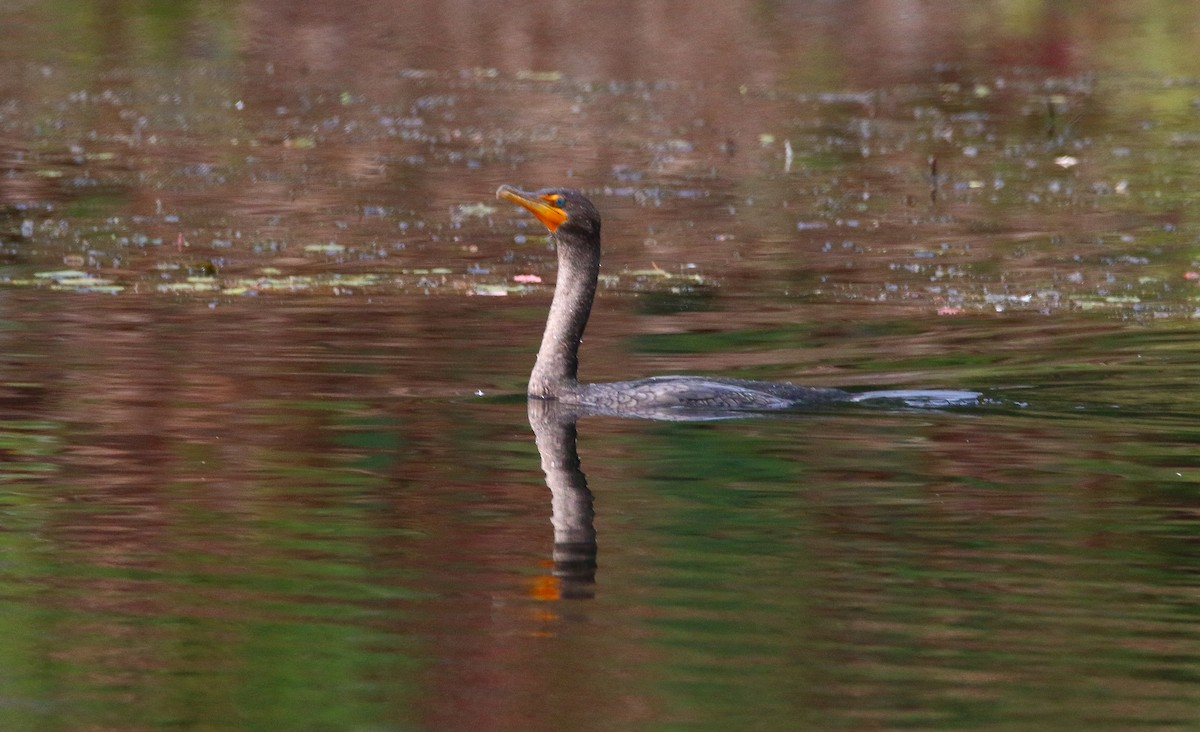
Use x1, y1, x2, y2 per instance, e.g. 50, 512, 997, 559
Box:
496, 184, 568, 232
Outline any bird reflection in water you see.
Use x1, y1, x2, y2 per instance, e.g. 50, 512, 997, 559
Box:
528, 398, 597, 600
506, 183, 982, 599
527, 397, 796, 602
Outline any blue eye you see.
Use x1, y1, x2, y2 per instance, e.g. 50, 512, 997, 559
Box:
550, 195, 564, 207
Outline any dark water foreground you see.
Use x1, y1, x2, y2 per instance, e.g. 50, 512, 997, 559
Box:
1, 292, 1198, 730
4, 1, 1200, 730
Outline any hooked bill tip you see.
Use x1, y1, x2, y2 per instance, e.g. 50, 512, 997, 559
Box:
494, 183, 566, 232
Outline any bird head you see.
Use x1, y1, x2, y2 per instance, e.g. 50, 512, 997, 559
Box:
496, 184, 600, 242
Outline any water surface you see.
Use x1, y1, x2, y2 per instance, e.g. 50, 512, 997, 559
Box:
3, 2, 1200, 730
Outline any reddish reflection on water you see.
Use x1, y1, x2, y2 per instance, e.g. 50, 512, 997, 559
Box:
3, 1, 1200, 316
1, 288, 1199, 730
4, 3, 1200, 730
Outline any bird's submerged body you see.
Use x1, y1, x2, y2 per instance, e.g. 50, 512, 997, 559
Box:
552, 375, 846, 411
496, 183, 848, 414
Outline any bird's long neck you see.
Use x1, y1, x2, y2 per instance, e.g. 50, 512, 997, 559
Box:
529, 232, 600, 398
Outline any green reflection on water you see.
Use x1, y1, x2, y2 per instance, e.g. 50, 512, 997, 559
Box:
589, 404, 1200, 730
4, 0, 1200, 729
0, 373, 445, 728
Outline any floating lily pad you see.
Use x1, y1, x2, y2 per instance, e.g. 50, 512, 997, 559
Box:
54, 281, 123, 294
516, 70, 563, 82
304, 243, 345, 255
470, 284, 512, 296
456, 202, 496, 218
29, 270, 123, 293
158, 280, 218, 293
33, 270, 89, 280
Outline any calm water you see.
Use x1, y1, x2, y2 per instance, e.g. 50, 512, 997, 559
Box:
1, 293, 1198, 731
4, 1, 1200, 730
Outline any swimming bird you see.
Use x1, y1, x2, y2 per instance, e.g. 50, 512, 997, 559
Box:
496, 184, 847, 413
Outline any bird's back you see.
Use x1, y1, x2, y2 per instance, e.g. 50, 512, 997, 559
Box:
566, 375, 846, 413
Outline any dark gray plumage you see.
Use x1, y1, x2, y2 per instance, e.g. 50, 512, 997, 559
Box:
496, 184, 847, 413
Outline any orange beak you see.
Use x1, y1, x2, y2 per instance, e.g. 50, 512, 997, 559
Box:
496, 184, 568, 232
